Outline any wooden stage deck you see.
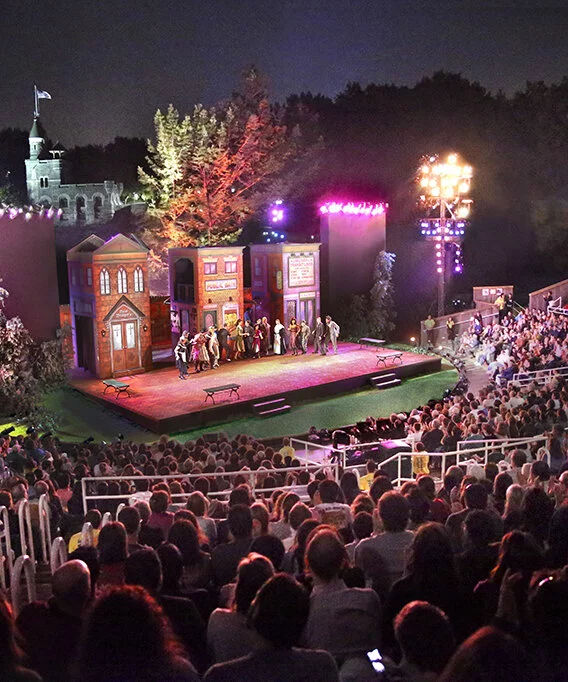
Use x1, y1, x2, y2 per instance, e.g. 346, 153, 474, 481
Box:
68, 343, 442, 433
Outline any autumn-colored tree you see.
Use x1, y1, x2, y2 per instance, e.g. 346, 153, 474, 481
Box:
140, 69, 304, 252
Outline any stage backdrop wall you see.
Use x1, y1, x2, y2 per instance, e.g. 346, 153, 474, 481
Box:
0, 212, 60, 340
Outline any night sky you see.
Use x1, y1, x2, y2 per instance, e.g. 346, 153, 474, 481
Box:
2, 0, 567, 147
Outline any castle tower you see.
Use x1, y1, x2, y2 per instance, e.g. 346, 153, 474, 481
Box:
25, 116, 66, 206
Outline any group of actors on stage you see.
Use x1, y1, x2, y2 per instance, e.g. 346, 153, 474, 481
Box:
174, 315, 341, 378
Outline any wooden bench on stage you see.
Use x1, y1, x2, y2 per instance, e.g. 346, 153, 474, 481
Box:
359, 337, 386, 349
376, 351, 404, 368
203, 383, 241, 404
103, 379, 131, 398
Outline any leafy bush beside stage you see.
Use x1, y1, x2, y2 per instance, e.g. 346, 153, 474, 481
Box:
0, 309, 69, 420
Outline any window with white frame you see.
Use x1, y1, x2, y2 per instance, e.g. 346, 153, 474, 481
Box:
224, 260, 237, 274
204, 261, 217, 275
134, 266, 144, 292
117, 268, 128, 294
100, 269, 110, 295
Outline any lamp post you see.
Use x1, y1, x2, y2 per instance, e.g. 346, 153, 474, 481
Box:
418, 154, 473, 317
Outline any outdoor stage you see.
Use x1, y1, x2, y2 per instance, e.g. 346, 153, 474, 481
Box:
68, 342, 442, 433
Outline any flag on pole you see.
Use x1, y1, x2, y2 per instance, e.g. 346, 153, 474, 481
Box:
37, 89, 52, 100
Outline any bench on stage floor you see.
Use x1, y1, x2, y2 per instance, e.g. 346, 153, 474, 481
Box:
376, 352, 403, 368
103, 379, 131, 398
203, 383, 241, 404
359, 337, 386, 349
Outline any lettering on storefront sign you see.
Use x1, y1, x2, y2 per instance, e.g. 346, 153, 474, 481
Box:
205, 278, 237, 292
288, 255, 315, 288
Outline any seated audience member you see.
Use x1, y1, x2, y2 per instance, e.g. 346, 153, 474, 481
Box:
384, 523, 473, 650
304, 528, 382, 662
456, 510, 500, 596
0, 596, 41, 682
502, 484, 524, 533
124, 547, 207, 674
345, 511, 373, 562
368, 475, 393, 505
168, 519, 213, 590
355, 491, 414, 596
269, 492, 300, 540
545, 505, 568, 568
340, 471, 361, 505
474, 530, 544, 624
207, 553, 274, 663
187, 492, 217, 545
67, 509, 102, 553
211, 504, 253, 586
283, 502, 312, 551
250, 501, 270, 538
281, 518, 320, 577
75, 585, 199, 682
439, 626, 531, 682
312, 479, 353, 533
135, 500, 164, 548
96, 521, 128, 589
147, 490, 175, 541
118, 505, 147, 555
393, 601, 456, 681
521, 485, 555, 547
204, 574, 339, 682
445, 483, 502, 553
250, 534, 285, 571
17, 560, 91, 682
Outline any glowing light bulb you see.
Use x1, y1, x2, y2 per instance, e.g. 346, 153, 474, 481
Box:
448, 154, 457, 164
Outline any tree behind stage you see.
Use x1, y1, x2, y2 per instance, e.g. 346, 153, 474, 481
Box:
139, 68, 310, 254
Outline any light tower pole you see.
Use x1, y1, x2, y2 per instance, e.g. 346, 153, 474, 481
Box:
417, 154, 473, 317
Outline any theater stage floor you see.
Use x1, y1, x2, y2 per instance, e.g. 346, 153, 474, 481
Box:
68, 343, 442, 434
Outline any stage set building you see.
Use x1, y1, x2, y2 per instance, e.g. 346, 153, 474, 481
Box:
25, 116, 123, 224
67, 234, 152, 378
169, 246, 245, 341
249, 243, 321, 328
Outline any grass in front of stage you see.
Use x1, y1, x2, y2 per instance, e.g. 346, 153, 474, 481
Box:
2, 368, 457, 444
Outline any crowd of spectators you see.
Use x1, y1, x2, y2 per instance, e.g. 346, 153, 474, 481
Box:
1, 308, 568, 679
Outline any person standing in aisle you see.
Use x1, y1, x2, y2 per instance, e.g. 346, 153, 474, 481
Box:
446, 317, 457, 350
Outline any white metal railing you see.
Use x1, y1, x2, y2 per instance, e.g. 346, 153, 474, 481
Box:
11, 554, 36, 616
50, 536, 67, 573
512, 366, 568, 388
80, 522, 95, 548
38, 494, 52, 565
17, 500, 35, 565
0, 505, 14, 592
81, 464, 339, 514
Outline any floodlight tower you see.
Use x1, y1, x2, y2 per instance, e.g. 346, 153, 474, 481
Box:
417, 153, 473, 316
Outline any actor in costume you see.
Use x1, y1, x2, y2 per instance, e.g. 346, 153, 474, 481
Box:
252, 324, 263, 358
288, 318, 300, 356
174, 335, 188, 379
207, 326, 220, 369
300, 320, 310, 354
243, 319, 254, 358
312, 316, 323, 354
260, 316, 271, 356
216, 324, 232, 362
233, 319, 246, 360
273, 319, 284, 355
326, 315, 340, 353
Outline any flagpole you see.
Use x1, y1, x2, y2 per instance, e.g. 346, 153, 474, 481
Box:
34, 85, 38, 118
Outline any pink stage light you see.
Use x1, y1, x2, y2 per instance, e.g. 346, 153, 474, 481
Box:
319, 201, 387, 216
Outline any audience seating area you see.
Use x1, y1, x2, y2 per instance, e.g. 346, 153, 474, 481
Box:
1, 306, 568, 680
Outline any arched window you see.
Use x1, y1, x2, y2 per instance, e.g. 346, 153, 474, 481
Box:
134, 266, 144, 293
76, 196, 86, 221
100, 269, 110, 295
59, 197, 69, 209
93, 195, 103, 219
117, 267, 128, 294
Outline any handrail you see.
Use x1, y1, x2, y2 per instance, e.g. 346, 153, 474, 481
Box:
17, 500, 35, 565
101, 511, 112, 526
38, 494, 52, 565
0, 505, 14, 591
11, 554, 36, 616
512, 365, 568, 386
81, 464, 338, 514
50, 536, 67, 574
80, 522, 94, 548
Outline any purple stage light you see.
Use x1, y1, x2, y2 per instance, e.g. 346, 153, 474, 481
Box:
319, 201, 387, 216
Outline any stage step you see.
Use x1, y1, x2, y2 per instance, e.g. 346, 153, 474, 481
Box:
371, 373, 401, 390
253, 397, 291, 417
